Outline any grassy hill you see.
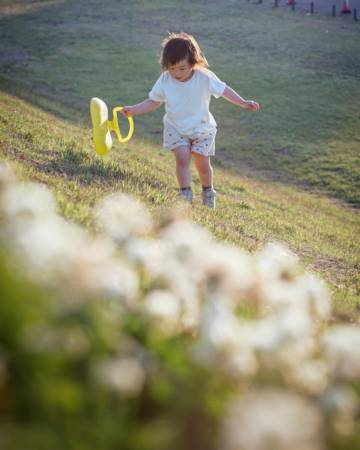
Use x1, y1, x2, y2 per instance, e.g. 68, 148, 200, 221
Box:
0, 0, 359, 310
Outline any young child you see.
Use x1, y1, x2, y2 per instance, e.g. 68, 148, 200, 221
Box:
122, 32, 260, 208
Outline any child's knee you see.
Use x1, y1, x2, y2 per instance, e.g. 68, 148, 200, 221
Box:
174, 146, 191, 165
195, 155, 212, 173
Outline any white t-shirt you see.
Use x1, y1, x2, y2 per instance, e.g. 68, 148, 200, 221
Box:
149, 68, 226, 135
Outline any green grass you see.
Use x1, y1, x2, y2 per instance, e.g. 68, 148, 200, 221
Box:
0, 0, 359, 311
1, 90, 359, 311
1, 0, 359, 204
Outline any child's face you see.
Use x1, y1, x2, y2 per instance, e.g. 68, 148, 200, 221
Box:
168, 59, 194, 82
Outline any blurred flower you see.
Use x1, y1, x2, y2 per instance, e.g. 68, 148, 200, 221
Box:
126, 236, 202, 328
3, 197, 139, 305
250, 312, 314, 355
0, 163, 17, 193
161, 220, 212, 260
284, 359, 329, 395
125, 237, 166, 270
301, 274, 331, 321
259, 278, 305, 312
94, 356, 146, 396
96, 192, 152, 244
193, 299, 258, 377
197, 243, 257, 302
1, 182, 56, 221
220, 388, 324, 450
256, 242, 299, 282
258, 275, 330, 325
72, 238, 139, 304
321, 325, 360, 380
320, 385, 359, 436
4, 170, 359, 449
249, 313, 316, 373
6, 214, 88, 278
143, 290, 182, 336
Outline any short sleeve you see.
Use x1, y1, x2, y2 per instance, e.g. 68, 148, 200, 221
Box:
149, 74, 165, 103
207, 71, 226, 98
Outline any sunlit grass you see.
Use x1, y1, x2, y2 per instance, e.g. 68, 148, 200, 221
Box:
0, 0, 359, 203
1, 90, 358, 311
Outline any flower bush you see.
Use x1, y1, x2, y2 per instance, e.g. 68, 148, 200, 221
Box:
0, 163, 359, 450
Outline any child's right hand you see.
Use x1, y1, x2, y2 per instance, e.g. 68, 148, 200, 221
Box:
245, 100, 260, 111
121, 106, 133, 118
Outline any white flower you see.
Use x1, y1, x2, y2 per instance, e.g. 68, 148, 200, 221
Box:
76, 257, 139, 304
96, 192, 152, 243
7, 207, 139, 304
1, 182, 56, 220
259, 275, 330, 324
94, 357, 145, 396
72, 237, 139, 303
193, 300, 258, 377
8, 215, 88, 277
125, 238, 166, 269
254, 244, 331, 323
250, 314, 316, 370
259, 278, 306, 311
0, 163, 17, 193
272, 307, 314, 340
285, 360, 329, 395
220, 388, 324, 450
321, 325, 360, 380
201, 301, 243, 354
161, 219, 212, 254
301, 274, 331, 321
142, 290, 182, 336
160, 219, 213, 278
197, 243, 256, 301
126, 237, 202, 327
256, 242, 299, 282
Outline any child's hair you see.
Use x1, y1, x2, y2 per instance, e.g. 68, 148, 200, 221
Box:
159, 32, 209, 71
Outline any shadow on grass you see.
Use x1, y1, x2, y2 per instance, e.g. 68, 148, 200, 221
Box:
46, 145, 168, 192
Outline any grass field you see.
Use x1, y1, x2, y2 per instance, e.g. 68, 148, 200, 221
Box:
0, 0, 359, 311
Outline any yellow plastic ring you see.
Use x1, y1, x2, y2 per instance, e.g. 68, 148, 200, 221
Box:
112, 106, 134, 143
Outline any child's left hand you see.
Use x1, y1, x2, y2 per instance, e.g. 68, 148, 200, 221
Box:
246, 100, 260, 111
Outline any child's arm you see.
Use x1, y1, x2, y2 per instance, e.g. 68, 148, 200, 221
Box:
222, 86, 260, 111
121, 99, 162, 117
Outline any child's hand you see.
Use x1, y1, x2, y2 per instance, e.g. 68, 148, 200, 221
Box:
245, 100, 260, 111
121, 106, 133, 118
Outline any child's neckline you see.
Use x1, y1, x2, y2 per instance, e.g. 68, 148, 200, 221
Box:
171, 69, 196, 84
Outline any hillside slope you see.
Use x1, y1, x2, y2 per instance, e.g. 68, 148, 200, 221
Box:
0, 0, 359, 205
1, 91, 359, 311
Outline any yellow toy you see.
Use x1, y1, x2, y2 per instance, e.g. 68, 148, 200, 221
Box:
90, 97, 134, 156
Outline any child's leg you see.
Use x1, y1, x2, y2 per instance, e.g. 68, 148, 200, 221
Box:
174, 146, 192, 188
193, 153, 213, 188
193, 153, 216, 208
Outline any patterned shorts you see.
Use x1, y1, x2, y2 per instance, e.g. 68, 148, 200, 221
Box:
163, 123, 217, 157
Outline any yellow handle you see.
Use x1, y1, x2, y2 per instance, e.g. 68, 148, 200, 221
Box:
110, 106, 134, 143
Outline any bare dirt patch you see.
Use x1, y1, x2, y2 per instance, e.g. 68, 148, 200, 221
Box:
0, 0, 64, 17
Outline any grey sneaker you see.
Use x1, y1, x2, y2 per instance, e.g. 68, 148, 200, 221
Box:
202, 188, 216, 208
179, 187, 193, 204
